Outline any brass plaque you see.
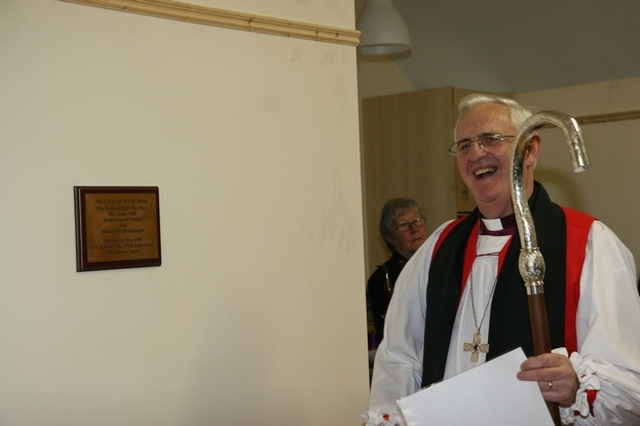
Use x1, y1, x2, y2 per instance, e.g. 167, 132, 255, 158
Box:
75, 186, 161, 272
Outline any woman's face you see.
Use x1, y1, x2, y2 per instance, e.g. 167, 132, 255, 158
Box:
386, 210, 428, 259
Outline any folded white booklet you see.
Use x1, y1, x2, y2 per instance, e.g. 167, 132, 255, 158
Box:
397, 347, 554, 426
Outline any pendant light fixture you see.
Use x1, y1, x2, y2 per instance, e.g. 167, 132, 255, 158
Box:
356, 0, 411, 55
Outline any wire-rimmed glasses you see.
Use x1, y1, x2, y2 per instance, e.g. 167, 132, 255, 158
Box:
448, 133, 516, 157
394, 217, 426, 232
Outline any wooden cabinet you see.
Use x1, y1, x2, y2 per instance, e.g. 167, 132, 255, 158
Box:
360, 87, 480, 275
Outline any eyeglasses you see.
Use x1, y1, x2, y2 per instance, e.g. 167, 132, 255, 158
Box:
394, 217, 426, 232
448, 133, 516, 157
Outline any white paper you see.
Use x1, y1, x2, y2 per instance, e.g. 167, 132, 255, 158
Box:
397, 348, 554, 426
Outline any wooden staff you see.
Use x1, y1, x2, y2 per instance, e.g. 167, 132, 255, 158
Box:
509, 111, 590, 426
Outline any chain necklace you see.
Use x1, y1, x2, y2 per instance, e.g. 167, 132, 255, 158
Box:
381, 259, 406, 297
463, 269, 499, 362
463, 224, 500, 362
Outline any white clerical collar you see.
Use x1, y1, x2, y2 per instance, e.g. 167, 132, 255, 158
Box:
482, 218, 504, 232
479, 214, 517, 236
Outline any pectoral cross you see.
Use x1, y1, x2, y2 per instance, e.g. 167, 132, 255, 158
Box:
463, 327, 489, 362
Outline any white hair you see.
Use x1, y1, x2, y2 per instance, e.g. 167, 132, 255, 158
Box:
455, 93, 534, 134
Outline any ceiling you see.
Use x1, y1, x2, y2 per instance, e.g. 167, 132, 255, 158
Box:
355, 0, 640, 94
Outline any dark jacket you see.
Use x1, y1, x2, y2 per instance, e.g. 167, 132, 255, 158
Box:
367, 251, 407, 343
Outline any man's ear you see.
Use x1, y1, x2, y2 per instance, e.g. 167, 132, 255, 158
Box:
525, 133, 542, 165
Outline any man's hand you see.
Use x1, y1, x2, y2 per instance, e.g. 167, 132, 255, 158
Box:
517, 353, 578, 407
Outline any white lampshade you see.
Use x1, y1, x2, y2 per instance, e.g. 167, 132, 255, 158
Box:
356, 0, 411, 55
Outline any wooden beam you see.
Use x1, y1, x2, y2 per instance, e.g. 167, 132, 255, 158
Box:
537, 109, 640, 129
60, 0, 361, 47
575, 110, 640, 125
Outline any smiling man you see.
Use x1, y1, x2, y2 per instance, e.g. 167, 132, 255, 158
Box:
363, 94, 640, 426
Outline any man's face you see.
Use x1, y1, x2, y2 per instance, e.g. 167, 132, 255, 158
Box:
455, 103, 518, 218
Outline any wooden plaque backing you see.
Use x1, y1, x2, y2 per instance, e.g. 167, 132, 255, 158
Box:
74, 186, 162, 272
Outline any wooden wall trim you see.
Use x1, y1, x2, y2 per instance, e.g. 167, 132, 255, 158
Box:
61, 0, 361, 46
537, 110, 640, 130
576, 110, 640, 125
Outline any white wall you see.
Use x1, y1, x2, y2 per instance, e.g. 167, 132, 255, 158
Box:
0, 1, 369, 425
516, 77, 640, 272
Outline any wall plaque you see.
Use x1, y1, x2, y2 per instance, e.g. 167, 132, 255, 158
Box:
74, 186, 162, 272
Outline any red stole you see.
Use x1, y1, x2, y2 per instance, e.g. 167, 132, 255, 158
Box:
562, 206, 594, 354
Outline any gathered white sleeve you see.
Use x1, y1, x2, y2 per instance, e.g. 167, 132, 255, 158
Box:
361, 222, 453, 426
561, 221, 640, 425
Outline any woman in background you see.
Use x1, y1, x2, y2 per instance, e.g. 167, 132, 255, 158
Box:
367, 198, 428, 345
